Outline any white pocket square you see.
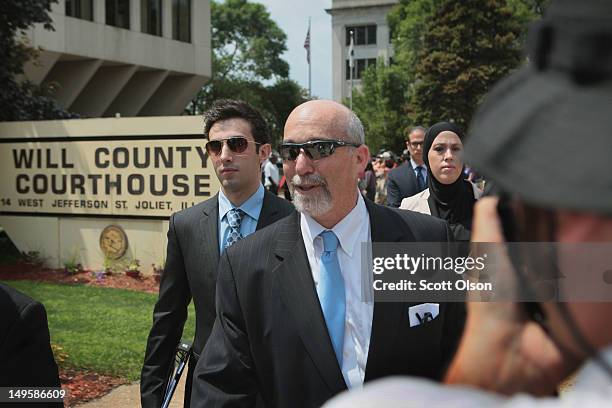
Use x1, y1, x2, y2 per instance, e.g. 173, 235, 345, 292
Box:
408, 303, 440, 327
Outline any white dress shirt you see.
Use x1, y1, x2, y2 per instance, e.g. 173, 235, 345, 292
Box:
263, 159, 280, 187
300, 192, 374, 389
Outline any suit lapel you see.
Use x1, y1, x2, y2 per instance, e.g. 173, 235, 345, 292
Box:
199, 195, 220, 269
256, 190, 282, 230
364, 201, 414, 380
273, 213, 347, 393
406, 162, 418, 192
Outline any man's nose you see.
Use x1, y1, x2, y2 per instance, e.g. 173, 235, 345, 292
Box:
219, 142, 233, 161
294, 149, 315, 175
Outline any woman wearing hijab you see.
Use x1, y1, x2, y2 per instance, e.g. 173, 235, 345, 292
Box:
399, 122, 482, 242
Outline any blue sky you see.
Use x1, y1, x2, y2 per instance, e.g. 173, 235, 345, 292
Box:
253, 0, 332, 99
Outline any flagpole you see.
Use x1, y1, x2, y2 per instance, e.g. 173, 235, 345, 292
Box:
349, 30, 354, 110
308, 17, 312, 98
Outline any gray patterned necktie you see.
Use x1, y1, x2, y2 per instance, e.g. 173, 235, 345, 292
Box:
224, 208, 245, 249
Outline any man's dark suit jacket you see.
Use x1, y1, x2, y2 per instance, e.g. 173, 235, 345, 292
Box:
191, 200, 466, 408
0, 283, 63, 407
386, 162, 426, 207
141, 190, 294, 407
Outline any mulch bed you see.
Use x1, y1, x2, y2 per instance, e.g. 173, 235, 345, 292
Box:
60, 369, 127, 407
0, 262, 160, 293
0, 261, 160, 407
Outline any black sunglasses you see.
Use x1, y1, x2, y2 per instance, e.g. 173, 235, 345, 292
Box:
205, 137, 260, 156
279, 140, 361, 161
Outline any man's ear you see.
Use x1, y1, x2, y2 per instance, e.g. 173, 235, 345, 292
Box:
355, 144, 370, 171
259, 143, 272, 163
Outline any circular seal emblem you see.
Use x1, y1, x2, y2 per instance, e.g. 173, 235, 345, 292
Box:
99, 225, 128, 260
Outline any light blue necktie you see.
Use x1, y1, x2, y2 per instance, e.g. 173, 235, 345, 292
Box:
317, 230, 346, 367
224, 208, 245, 249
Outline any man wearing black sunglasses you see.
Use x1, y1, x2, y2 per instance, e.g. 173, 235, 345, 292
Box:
191, 100, 465, 407
141, 99, 294, 407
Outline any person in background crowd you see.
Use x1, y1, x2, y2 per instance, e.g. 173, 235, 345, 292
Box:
360, 161, 377, 201
373, 154, 391, 204
386, 126, 428, 207
141, 99, 293, 407
263, 153, 280, 195
325, 0, 612, 406
278, 173, 292, 201
400, 122, 482, 243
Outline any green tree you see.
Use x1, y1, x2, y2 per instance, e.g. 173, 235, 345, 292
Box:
388, 0, 437, 83
210, 0, 289, 82
1, 0, 76, 121
352, 61, 409, 153
265, 79, 310, 144
187, 0, 307, 144
408, 0, 523, 130
507, 0, 549, 44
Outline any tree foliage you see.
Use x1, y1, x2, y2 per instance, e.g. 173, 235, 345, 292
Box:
1, 0, 76, 121
353, 0, 542, 152
211, 0, 289, 82
352, 62, 409, 153
407, 0, 523, 130
187, 0, 307, 145
388, 0, 437, 83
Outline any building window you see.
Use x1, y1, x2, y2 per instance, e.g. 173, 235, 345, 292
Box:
106, 0, 130, 29
66, 0, 93, 21
141, 0, 162, 36
345, 25, 377, 46
173, 0, 191, 43
345, 58, 377, 80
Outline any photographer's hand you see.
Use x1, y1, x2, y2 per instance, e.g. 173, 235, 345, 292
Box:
444, 197, 568, 396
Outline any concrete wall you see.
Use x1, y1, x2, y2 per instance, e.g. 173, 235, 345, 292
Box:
0, 215, 169, 274
23, 0, 211, 117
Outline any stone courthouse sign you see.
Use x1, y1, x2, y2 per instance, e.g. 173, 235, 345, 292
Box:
2, 139, 213, 217
0, 116, 220, 270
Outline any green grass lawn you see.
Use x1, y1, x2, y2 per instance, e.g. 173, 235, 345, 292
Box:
1, 280, 195, 381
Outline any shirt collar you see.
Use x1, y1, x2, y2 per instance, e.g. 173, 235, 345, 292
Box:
410, 158, 425, 170
218, 183, 265, 221
301, 191, 367, 257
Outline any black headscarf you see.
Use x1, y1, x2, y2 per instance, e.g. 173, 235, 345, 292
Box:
423, 122, 476, 242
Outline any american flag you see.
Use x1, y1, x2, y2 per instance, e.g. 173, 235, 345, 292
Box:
304, 26, 311, 64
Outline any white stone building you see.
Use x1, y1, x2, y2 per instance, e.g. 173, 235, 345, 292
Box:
23, 0, 211, 117
326, 0, 398, 102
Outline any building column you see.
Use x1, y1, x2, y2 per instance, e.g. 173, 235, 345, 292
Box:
94, 0, 105, 24
192, 0, 210, 46
162, 0, 173, 39
131, 0, 142, 32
